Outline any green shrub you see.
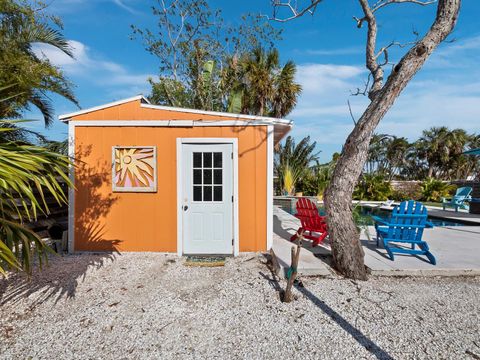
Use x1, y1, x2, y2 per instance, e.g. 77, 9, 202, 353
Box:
296, 165, 332, 198
353, 174, 393, 201
296, 170, 317, 196
420, 178, 455, 202
391, 188, 422, 201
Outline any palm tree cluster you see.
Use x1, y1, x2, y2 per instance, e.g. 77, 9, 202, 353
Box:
274, 136, 324, 196
149, 46, 302, 118
365, 127, 479, 181
0, 1, 74, 275
133, 0, 301, 117
224, 47, 302, 117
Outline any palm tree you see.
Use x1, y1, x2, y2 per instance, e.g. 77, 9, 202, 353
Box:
416, 127, 470, 179
271, 60, 302, 118
463, 134, 480, 180
0, 0, 78, 127
275, 136, 319, 195
0, 121, 71, 275
241, 47, 279, 116
365, 133, 391, 174
416, 127, 451, 178
0, 86, 71, 275
385, 136, 410, 180
237, 47, 302, 117
443, 128, 469, 179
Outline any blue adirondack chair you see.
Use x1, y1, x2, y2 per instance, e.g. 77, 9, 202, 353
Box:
442, 186, 472, 212
373, 200, 436, 265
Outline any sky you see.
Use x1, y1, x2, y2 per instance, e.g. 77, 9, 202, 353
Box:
29, 0, 480, 162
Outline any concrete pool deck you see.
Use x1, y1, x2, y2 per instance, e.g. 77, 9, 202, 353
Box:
362, 202, 480, 225
272, 206, 480, 277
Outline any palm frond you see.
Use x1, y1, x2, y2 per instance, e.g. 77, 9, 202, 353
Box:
23, 23, 73, 58
28, 91, 55, 127
0, 121, 72, 275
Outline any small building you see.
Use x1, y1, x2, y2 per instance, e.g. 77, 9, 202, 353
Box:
60, 95, 292, 255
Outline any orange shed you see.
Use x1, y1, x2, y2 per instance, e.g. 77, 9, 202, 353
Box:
60, 95, 292, 255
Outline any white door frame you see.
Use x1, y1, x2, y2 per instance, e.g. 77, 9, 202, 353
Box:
176, 138, 239, 256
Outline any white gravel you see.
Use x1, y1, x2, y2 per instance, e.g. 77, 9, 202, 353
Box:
1, 252, 479, 359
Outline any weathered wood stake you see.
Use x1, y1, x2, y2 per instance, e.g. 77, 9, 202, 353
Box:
283, 233, 302, 303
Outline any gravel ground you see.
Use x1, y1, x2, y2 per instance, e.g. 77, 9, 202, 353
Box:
0, 252, 479, 360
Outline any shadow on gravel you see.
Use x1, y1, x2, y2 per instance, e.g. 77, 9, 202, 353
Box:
260, 254, 393, 359
0, 145, 123, 307
294, 283, 394, 360
0, 253, 117, 306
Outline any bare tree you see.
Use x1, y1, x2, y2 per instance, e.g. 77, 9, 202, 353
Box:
270, 0, 461, 279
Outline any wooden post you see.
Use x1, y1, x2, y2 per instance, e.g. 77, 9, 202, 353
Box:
283, 232, 302, 303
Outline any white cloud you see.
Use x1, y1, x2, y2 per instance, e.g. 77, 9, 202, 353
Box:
290, 56, 480, 162
112, 0, 140, 14
304, 46, 364, 56
292, 63, 368, 120
379, 90, 480, 138
33, 40, 154, 93
425, 34, 480, 69
49, 0, 142, 14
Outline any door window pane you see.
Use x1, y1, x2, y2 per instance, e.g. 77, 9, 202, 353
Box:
193, 152, 202, 168
214, 186, 222, 201
214, 169, 222, 184
193, 169, 202, 184
213, 152, 222, 168
203, 169, 212, 184
203, 186, 212, 201
203, 153, 212, 168
193, 186, 202, 201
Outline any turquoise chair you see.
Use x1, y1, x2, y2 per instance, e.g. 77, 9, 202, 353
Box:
373, 200, 436, 265
442, 187, 472, 212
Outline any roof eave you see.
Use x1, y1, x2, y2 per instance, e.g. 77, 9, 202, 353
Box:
58, 95, 293, 143
58, 95, 150, 121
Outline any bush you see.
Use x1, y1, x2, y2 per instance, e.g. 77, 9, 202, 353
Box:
296, 170, 317, 196
353, 174, 393, 201
296, 165, 332, 198
391, 188, 422, 201
420, 178, 455, 202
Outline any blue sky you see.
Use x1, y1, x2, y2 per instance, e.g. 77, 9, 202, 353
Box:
30, 0, 480, 162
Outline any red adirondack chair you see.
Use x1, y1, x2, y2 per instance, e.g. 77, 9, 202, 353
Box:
290, 198, 328, 246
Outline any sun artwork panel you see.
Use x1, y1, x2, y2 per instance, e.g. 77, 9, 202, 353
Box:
112, 147, 157, 192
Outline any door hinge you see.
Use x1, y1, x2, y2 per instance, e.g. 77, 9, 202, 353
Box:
231, 195, 234, 203
232, 238, 234, 246
231, 152, 233, 159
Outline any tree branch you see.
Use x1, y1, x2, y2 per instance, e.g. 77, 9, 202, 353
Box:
269, 0, 436, 101
371, 0, 437, 12
357, 0, 384, 101
347, 100, 357, 125
269, 0, 324, 22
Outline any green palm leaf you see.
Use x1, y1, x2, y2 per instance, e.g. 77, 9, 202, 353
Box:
0, 119, 72, 276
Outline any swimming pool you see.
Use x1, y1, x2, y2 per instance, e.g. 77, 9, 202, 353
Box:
279, 203, 472, 227
358, 206, 468, 227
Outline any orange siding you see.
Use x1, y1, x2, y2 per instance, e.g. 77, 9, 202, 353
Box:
73, 99, 247, 122
74, 125, 268, 253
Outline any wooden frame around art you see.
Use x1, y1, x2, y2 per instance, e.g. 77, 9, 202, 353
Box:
112, 146, 157, 193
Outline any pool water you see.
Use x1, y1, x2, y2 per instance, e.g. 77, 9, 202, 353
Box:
281, 204, 470, 227
358, 206, 467, 227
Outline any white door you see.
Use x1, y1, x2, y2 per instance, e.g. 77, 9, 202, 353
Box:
182, 143, 233, 254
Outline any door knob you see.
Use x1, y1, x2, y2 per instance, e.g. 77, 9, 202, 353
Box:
183, 205, 189, 211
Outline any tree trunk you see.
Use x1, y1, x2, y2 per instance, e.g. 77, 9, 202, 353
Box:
428, 165, 434, 178
324, 0, 461, 280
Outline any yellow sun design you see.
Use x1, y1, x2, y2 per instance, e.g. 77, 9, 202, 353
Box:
114, 148, 155, 187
